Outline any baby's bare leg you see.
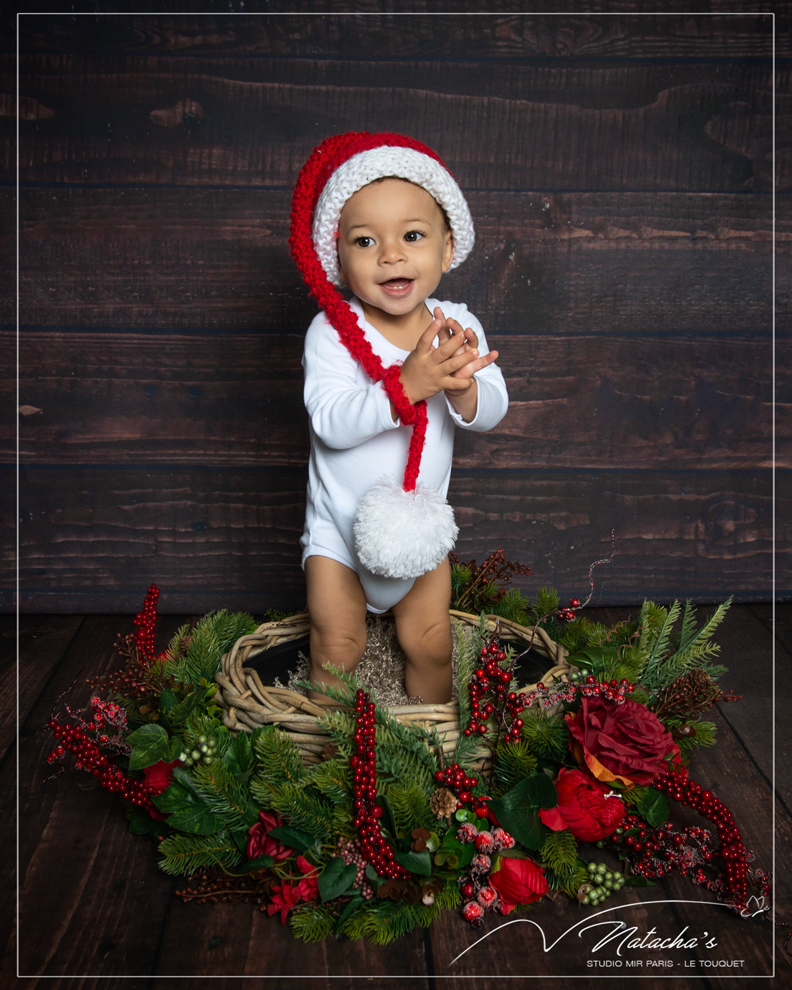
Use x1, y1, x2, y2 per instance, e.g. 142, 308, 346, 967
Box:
305, 555, 368, 700
392, 557, 453, 704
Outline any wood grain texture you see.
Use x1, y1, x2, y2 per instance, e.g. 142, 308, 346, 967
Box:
10, 329, 778, 471
4, 55, 778, 190
0, 614, 84, 764
11, 465, 782, 613
15, 187, 779, 333
15, 11, 781, 59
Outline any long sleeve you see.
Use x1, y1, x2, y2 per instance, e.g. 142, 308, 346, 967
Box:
440, 302, 509, 433
302, 311, 400, 450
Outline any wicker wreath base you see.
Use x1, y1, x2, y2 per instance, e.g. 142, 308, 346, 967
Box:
215, 610, 570, 770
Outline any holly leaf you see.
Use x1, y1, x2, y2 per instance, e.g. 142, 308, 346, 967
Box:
127, 723, 172, 771
635, 787, 670, 827
393, 848, 432, 877
267, 825, 317, 852
318, 857, 358, 902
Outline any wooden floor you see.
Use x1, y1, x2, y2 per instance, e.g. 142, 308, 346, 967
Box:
2, 604, 791, 988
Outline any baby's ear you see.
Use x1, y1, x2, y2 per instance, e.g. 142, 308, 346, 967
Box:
442, 231, 454, 272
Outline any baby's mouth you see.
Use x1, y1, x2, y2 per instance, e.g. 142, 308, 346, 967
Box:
379, 278, 414, 295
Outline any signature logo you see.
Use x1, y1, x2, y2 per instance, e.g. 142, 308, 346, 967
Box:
449, 898, 750, 967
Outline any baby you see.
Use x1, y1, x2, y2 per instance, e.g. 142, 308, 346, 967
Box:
290, 132, 508, 704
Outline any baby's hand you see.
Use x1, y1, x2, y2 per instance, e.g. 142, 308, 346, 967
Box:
434, 307, 499, 385
398, 310, 482, 405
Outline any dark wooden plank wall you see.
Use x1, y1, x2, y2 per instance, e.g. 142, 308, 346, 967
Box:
2, 8, 787, 612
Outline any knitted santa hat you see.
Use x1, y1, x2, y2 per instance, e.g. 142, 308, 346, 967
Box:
290, 131, 475, 579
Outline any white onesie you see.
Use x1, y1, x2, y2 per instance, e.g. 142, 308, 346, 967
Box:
300, 296, 509, 612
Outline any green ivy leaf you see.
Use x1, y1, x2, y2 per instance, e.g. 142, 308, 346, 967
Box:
625, 876, 656, 887
168, 689, 203, 727
318, 857, 358, 903
159, 688, 178, 715
152, 768, 222, 834
236, 853, 275, 873
267, 825, 317, 853
127, 723, 172, 771
127, 805, 163, 836
334, 893, 364, 932
489, 774, 557, 851
223, 732, 254, 777
393, 848, 432, 877
635, 788, 670, 827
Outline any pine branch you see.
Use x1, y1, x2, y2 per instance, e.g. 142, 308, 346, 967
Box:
266, 781, 335, 842
308, 758, 351, 805
540, 829, 579, 875
291, 905, 335, 942
157, 831, 243, 877
386, 782, 436, 833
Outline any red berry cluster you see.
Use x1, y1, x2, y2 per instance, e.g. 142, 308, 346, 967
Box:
45, 715, 154, 808
349, 689, 409, 880
434, 762, 479, 808
649, 770, 757, 911
464, 638, 524, 743
556, 596, 581, 622
457, 822, 515, 926
133, 584, 160, 663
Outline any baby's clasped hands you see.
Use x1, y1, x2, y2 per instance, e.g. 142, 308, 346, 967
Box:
398, 306, 499, 406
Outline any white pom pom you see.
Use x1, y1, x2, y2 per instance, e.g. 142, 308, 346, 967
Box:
353, 477, 458, 579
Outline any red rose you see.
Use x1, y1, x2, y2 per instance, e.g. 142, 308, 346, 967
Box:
489, 857, 548, 913
539, 767, 624, 841
566, 696, 675, 786
246, 810, 292, 862
142, 758, 180, 820
142, 758, 180, 793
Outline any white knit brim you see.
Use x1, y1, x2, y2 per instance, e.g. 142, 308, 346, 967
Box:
313, 146, 474, 287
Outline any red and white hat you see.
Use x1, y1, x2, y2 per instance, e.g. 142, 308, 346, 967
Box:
290, 132, 474, 579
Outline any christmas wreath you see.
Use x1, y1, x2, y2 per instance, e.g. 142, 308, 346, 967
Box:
44, 559, 771, 945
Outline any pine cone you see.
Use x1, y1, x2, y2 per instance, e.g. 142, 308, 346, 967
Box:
321, 741, 337, 761
430, 787, 458, 818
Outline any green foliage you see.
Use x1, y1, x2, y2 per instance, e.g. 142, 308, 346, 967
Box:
340, 897, 441, 945
265, 781, 335, 842
450, 563, 472, 601
290, 905, 336, 942
520, 709, 568, 762
250, 725, 307, 808
630, 599, 731, 694
540, 828, 579, 876
308, 758, 350, 805
189, 760, 260, 832
157, 831, 243, 876
491, 738, 538, 797
674, 719, 717, 757
548, 860, 589, 897
387, 782, 435, 834
487, 588, 530, 626
529, 587, 560, 624
164, 611, 258, 687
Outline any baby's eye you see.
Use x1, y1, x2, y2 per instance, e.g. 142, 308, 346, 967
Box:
354, 236, 374, 248
404, 230, 425, 242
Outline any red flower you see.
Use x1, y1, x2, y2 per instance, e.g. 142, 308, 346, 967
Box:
539, 767, 624, 841
246, 810, 292, 862
566, 696, 675, 786
142, 758, 180, 820
142, 758, 180, 793
266, 855, 319, 923
489, 857, 548, 913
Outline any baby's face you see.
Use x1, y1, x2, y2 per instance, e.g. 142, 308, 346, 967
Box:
337, 178, 453, 325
